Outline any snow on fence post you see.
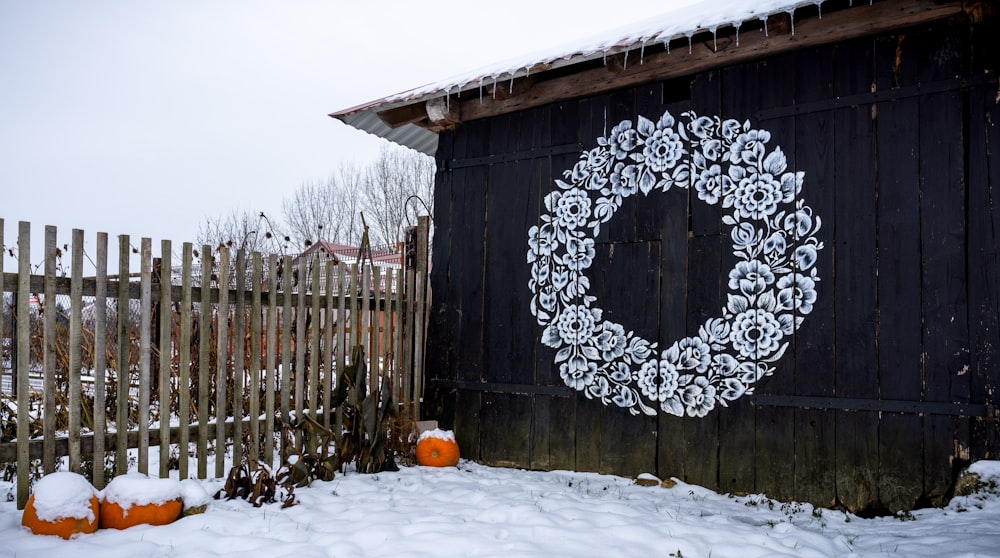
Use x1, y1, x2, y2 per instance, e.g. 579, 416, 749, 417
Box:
16, 221, 30, 509
68, 229, 84, 473
93, 232, 108, 490
197, 243, 211, 479
178, 242, 193, 481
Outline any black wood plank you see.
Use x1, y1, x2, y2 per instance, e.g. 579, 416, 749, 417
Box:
479, 393, 532, 468
690, 70, 723, 238
450, 117, 491, 460
832, 37, 880, 513
591, 240, 660, 475
753, 51, 797, 503
426, 130, 456, 423
717, 61, 757, 496
875, 31, 924, 512
792, 43, 838, 507
916, 24, 971, 505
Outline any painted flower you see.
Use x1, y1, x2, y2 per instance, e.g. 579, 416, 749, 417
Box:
681, 376, 717, 417
719, 377, 746, 401
675, 337, 711, 373
636, 357, 679, 402
549, 188, 592, 230
642, 126, 684, 172
709, 353, 739, 379
689, 115, 716, 139
612, 385, 637, 408
731, 171, 782, 220
783, 210, 813, 240
794, 244, 818, 271
563, 235, 595, 272
587, 375, 611, 398
729, 129, 771, 165
777, 274, 817, 314
763, 232, 787, 255
699, 318, 731, 347
607, 120, 637, 160
731, 222, 760, 251
720, 119, 743, 140
730, 309, 784, 359
555, 304, 598, 346
610, 162, 640, 198
694, 164, 723, 204
728, 260, 775, 297
596, 322, 628, 361
528, 223, 557, 260
560, 355, 597, 390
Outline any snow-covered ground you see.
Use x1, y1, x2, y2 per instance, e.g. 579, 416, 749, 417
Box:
2, 457, 999, 558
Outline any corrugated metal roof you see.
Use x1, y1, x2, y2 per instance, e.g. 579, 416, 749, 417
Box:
328, 0, 853, 154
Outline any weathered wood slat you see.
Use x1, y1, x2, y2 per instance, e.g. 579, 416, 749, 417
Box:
16, 221, 30, 508
42, 226, 57, 475
138, 238, 152, 475
214, 246, 229, 479
92, 232, 109, 489
249, 252, 262, 467
116, 235, 131, 476
158, 239, 172, 478
197, 244, 212, 478
232, 249, 246, 468
178, 243, 193, 480
68, 229, 84, 472
791, 43, 837, 508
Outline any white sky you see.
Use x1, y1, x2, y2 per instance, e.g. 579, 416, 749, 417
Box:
0, 0, 697, 267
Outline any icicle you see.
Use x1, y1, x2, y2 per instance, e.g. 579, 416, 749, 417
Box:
787, 9, 795, 35
492, 76, 497, 99
623, 49, 629, 70
663, 39, 671, 54
686, 32, 693, 54
640, 41, 646, 64
711, 26, 718, 52
445, 87, 450, 112
509, 73, 515, 95
479, 78, 483, 104
733, 21, 742, 47
816, 0, 823, 18
760, 15, 769, 37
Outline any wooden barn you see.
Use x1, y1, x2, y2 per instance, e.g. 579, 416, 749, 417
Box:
331, 0, 1000, 512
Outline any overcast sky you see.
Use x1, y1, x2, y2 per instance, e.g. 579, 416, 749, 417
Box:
1, 0, 693, 268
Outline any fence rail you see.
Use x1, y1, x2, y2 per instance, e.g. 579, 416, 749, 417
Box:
0, 217, 431, 509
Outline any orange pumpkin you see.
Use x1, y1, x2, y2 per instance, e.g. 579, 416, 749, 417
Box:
415, 431, 460, 467
21, 493, 100, 539
99, 498, 183, 530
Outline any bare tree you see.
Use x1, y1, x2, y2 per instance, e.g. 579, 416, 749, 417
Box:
196, 208, 288, 255
361, 144, 435, 247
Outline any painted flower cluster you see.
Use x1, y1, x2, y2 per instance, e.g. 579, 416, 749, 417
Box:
527, 110, 823, 417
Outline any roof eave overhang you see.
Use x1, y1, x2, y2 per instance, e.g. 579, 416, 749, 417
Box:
331, 0, 981, 155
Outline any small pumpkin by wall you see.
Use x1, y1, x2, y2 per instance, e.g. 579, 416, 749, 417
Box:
416, 429, 460, 467
20, 472, 100, 539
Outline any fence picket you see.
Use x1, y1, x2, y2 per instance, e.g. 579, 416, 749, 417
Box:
93, 232, 108, 489
16, 221, 30, 508
138, 238, 152, 475
178, 243, 193, 480
115, 235, 130, 476
233, 249, 245, 469
214, 246, 229, 479
43, 226, 57, 475
197, 244, 211, 478
69, 229, 84, 472
250, 252, 262, 468
158, 239, 172, 478
308, 258, 320, 421
264, 254, 278, 469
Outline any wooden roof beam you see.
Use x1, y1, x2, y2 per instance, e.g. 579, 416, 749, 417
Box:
440, 0, 967, 124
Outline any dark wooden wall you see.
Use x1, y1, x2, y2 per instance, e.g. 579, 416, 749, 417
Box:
425, 13, 1000, 512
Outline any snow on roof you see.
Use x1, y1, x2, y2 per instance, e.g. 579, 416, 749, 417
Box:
330, 0, 838, 154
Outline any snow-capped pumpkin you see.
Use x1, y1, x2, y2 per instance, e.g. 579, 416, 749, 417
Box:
98, 473, 184, 530
21, 472, 100, 539
415, 429, 460, 467
99, 499, 183, 529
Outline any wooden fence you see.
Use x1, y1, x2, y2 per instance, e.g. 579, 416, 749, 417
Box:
0, 217, 431, 509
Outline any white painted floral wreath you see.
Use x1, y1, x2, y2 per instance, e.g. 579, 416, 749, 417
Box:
527, 110, 823, 417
